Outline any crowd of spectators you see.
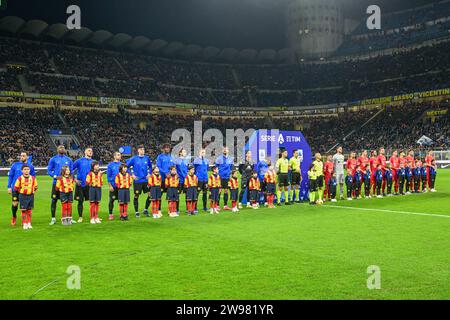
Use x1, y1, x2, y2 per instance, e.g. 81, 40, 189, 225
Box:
0, 107, 60, 166
1, 36, 448, 107
2, 100, 448, 167
27, 73, 99, 96
0, 69, 22, 91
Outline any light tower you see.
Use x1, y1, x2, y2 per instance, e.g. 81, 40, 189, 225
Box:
286, 0, 344, 58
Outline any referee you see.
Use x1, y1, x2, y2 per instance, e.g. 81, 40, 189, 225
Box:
275, 148, 291, 205
312, 153, 324, 203
289, 149, 302, 203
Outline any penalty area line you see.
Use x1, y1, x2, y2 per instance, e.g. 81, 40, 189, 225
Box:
323, 205, 450, 219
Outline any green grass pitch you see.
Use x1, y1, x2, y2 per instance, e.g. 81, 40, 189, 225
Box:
0, 172, 449, 300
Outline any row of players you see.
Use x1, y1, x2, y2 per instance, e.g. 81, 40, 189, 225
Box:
7, 144, 438, 229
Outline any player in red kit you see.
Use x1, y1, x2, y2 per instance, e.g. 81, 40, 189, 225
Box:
424, 150, 434, 190
377, 148, 387, 195
323, 155, 334, 201
369, 150, 378, 195
347, 152, 357, 176
357, 150, 370, 173
399, 151, 407, 168
390, 150, 400, 194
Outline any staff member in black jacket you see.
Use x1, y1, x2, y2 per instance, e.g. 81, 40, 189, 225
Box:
238, 150, 255, 208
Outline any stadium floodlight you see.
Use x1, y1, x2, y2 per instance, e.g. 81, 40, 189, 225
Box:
0, 0, 7, 10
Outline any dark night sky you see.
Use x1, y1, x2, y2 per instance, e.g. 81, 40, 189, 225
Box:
0, 0, 443, 49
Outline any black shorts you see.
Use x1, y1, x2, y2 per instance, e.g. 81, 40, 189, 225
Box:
198, 181, 208, 192
134, 182, 149, 196
249, 189, 259, 202
317, 175, 324, 188
150, 186, 162, 200
89, 187, 102, 202
118, 189, 130, 203
210, 188, 220, 202
186, 187, 198, 201
75, 185, 90, 202
230, 189, 239, 201
220, 178, 229, 189
12, 191, 19, 202
278, 173, 289, 187
60, 192, 74, 203
109, 188, 118, 201
51, 183, 60, 200
19, 194, 34, 210
309, 180, 318, 192
291, 172, 302, 185
266, 183, 276, 194
166, 187, 179, 201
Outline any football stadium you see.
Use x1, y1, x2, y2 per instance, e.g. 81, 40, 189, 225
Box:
0, 0, 449, 305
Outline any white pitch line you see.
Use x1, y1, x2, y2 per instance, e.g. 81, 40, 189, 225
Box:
324, 205, 450, 219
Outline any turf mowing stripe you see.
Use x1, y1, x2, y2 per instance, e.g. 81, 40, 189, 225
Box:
324, 205, 450, 219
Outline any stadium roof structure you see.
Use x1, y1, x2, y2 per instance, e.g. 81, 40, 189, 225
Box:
0, 16, 297, 64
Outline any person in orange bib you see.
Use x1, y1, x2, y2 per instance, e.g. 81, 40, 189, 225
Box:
14, 165, 38, 230
115, 163, 133, 221
86, 161, 103, 224
55, 166, 75, 226
184, 165, 199, 215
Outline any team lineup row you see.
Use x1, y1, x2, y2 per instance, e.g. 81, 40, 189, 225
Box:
7, 144, 438, 230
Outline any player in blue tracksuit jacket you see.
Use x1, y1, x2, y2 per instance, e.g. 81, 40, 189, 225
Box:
215, 147, 234, 209
126, 145, 152, 217
48, 145, 73, 225
156, 144, 175, 189
257, 156, 270, 205
156, 144, 174, 212
72, 147, 94, 221
7, 151, 35, 226
174, 148, 190, 213
107, 151, 123, 219
193, 148, 210, 211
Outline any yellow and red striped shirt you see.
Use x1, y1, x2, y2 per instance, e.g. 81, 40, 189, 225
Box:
228, 177, 239, 190
148, 173, 162, 187
14, 175, 38, 195
248, 177, 260, 191
184, 174, 198, 188
86, 171, 103, 187
208, 174, 221, 188
56, 176, 74, 193
115, 173, 132, 189
264, 170, 277, 184
165, 174, 179, 188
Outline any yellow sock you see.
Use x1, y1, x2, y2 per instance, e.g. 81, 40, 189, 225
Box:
277, 190, 282, 204
295, 189, 300, 201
